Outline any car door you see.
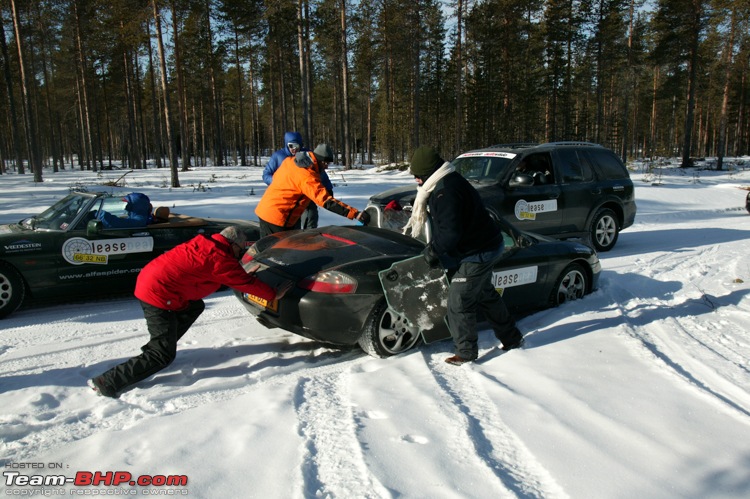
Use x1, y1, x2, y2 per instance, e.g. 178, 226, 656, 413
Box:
55, 197, 156, 293
490, 229, 552, 311
498, 152, 563, 235
553, 148, 597, 233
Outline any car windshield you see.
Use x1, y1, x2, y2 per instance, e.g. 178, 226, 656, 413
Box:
452, 155, 513, 182
27, 193, 92, 231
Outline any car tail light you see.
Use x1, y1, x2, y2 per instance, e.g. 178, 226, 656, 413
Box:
299, 271, 357, 294
240, 244, 258, 266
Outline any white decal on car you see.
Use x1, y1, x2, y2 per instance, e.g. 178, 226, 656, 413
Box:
492, 266, 538, 292
514, 199, 558, 220
457, 151, 516, 159
62, 236, 154, 265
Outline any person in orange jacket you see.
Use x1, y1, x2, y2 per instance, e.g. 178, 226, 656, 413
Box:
255, 143, 370, 237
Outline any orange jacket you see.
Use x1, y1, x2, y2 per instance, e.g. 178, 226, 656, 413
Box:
255, 152, 359, 228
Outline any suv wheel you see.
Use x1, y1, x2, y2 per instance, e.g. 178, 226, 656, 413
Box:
590, 208, 619, 252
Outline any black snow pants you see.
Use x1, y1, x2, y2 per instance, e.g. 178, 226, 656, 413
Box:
99, 299, 205, 394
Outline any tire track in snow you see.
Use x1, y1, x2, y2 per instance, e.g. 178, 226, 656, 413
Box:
427, 355, 569, 498
1, 348, 365, 463
293, 370, 389, 499
607, 265, 750, 420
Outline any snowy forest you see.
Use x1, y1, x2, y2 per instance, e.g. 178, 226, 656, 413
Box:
1, 0, 749, 186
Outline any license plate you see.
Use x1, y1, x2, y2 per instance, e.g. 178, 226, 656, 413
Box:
243, 293, 278, 312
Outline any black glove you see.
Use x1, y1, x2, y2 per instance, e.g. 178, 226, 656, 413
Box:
422, 244, 441, 268
357, 210, 371, 226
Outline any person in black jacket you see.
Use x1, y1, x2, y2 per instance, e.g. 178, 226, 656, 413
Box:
404, 146, 524, 365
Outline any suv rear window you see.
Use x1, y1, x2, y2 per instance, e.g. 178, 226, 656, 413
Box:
585, 149, 629, 179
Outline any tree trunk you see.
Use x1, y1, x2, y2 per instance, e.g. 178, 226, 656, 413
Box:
650, 66, 658, 157
170, 0, 190, 171
99, 63, 114, 169
11, 0, 40, 179
122, 44, 140, 169
681, 2, 702, 168
233, 28, 246, 166
622, 0, 635, 163
152, 0, 180, 187
248, 58, 260, 166
340, 0, 351, 168
205, 0, 223, 166
455, 0, 463, 154
0, 17, 24, 174
145, 19, 163, 168
297, 0, 310, 144
716, 7, 735, 171
73, 0, 95, 172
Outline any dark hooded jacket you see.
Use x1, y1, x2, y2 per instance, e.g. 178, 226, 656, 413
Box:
98, 192, 153, 228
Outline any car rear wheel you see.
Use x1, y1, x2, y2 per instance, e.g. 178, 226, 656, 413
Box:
0, 262, 25, 319
550, 263, 587, 306
590, 208, 619, 252
358, 299, 422, 358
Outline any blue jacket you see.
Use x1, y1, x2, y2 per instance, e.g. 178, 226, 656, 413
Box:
98, 192, 153, 228
263, 131, 333, 193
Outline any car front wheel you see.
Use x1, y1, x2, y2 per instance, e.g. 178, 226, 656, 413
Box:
358, 299, 422, 358
550, 263, 587, 306
590, 208, 619, 252
0, 262, 25, 319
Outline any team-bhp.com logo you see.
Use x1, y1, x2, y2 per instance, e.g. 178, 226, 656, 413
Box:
3, 470, 188, 494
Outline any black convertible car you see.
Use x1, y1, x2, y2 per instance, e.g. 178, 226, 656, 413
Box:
0, 191, 260, 318
235, 211, 601, 357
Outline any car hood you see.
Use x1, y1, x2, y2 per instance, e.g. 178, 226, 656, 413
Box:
252, 225, 424, 278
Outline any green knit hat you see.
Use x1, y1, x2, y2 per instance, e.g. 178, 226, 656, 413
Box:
409, 146, 443, 177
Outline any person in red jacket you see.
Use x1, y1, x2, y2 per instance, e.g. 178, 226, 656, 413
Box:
87, 226, 291, 398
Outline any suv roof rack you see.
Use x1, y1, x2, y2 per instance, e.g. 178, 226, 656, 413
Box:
488, 143, 539, 149
543, 141, 603, 147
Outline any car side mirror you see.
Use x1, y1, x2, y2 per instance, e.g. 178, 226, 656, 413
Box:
87, 219, 103, 236
509, 173, 534, 187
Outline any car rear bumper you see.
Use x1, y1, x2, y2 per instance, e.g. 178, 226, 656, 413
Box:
235, 290, 383, 346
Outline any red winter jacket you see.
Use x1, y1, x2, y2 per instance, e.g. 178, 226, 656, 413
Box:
135, 233, 275, 311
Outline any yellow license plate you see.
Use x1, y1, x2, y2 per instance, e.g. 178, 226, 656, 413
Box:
244, 293, 278, 312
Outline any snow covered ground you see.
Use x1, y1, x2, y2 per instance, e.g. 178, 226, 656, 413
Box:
1, 157, 749, 498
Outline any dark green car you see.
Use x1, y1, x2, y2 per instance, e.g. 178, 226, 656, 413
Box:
0, 191, 260, 319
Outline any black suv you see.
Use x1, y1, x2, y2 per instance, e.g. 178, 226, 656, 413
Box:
366, 142, 636, 252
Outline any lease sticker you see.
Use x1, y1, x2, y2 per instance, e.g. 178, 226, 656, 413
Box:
514, 199, 558, 220
491, 266, 538, 292
62, 236, 154, 265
